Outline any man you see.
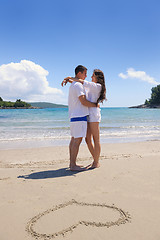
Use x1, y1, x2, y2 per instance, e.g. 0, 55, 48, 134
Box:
62, 65, 97, 171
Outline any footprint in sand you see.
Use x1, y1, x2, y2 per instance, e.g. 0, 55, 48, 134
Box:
0, 177, 10, 181
26, 199, 131, 239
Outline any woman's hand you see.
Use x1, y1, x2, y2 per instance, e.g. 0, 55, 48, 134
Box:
61, 77, 73, 87
61, 79, 68, 87
64, 76, 72, 81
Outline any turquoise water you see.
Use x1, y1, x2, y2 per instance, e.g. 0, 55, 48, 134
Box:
0, 108, 160, 149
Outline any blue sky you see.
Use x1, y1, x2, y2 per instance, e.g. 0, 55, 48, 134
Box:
0, 0, 160, 107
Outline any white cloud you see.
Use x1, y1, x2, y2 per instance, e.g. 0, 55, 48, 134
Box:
0, 60, 63, 102
119, 73, 128, 79
119, 68, 160, 85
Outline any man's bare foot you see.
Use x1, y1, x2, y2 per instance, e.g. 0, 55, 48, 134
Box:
69, 165, 86, 171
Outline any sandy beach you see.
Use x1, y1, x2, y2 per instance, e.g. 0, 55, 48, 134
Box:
0, 141, 160, 240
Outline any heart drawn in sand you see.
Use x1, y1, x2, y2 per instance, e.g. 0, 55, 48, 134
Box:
26, 199, 131, 239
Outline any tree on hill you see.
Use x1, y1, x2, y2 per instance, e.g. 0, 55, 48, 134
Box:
145, 84, 160, 105
14, 99, 31, 108
0, 98, 31, 108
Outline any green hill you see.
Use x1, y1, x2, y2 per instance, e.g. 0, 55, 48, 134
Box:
130, 84, 160, 108
28, 102, 68, 108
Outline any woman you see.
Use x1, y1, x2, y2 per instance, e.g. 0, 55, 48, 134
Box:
63, 69, 106, 168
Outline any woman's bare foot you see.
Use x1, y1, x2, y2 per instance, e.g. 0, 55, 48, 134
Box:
69, 164, 86, 171
86, 162, 100, 169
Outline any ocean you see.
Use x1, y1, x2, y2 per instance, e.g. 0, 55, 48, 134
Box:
0, 108, 160, 149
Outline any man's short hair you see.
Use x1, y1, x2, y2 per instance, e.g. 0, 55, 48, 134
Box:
75, 65, 87, 75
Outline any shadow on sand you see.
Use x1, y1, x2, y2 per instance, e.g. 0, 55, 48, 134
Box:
18, 167, 92, 180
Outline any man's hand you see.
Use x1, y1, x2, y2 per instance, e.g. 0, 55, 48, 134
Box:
97, 103, 100, 108
79, 95, 98, 108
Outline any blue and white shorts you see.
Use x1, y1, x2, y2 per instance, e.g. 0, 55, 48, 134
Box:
70, 116, 88, 138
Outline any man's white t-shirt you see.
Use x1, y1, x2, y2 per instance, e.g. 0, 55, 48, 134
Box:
68, 82, 89, 118
83, 80, 102, 122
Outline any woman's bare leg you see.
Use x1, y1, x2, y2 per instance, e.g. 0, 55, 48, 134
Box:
89, 122, 101, 168
85, 122, 101, 168
85, 122, 94, 159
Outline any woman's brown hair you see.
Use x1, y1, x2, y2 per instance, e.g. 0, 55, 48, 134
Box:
94, 69, 106, 104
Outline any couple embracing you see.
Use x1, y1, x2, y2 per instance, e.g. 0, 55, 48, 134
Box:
61, 65, 106, 171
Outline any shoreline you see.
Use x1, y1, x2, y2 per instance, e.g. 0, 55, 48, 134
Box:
1, 137, 160, 150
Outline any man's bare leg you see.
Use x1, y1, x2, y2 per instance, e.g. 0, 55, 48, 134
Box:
69, 137, 84, 171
